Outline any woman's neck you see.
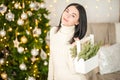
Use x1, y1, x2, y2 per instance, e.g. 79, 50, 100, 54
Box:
59, 24, 75, 34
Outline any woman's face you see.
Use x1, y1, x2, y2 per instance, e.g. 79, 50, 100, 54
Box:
61, 6, 79, 26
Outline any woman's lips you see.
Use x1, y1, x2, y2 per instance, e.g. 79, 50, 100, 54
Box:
63, 18, 68, 22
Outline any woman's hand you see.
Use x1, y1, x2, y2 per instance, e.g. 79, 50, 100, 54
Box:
71, 37, 80, 47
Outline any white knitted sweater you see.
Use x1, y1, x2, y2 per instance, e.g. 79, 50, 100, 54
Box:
48, 25, 87, 80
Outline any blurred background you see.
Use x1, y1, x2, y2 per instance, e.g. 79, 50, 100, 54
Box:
45, 0, 119, 26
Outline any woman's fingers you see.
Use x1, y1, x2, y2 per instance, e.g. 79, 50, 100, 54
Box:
71, 38, 80, 46
74, 37, 79, 41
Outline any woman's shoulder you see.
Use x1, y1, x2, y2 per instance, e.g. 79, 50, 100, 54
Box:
50, 26, 58, 34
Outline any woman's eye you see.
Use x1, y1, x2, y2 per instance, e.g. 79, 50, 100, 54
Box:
72, 15, 75, 17
71, 14, 76, 18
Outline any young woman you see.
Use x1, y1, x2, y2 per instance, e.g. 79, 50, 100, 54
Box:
48, 3, 87, 80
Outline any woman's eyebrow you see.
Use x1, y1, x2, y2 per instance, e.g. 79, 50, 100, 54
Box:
66, 8, 78, 17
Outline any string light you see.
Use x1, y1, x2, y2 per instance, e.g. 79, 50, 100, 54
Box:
95, 6, 98, 9
8, 27, 12, 32
0, 39, 3, 41
108, 0, 111, 3
4, 37, 6, 40
4, 23, 6, 25
96, 0, 100, 1
109, 6, 112, 10
46, 23, 49, 26
44, 30, 47, 33
107, 13, 110, 17
30, 27, 32, 29
46, 0, 118, 23
45, 45, 49, 49
53, 0, 57, 3
53, 13, 56, 16
24, 57, 28, 61
49, 5, 53, 8
66, 0, 70, 3
85, 5, 88, 9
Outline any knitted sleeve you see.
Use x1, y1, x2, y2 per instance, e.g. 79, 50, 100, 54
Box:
48, 27, 57, 80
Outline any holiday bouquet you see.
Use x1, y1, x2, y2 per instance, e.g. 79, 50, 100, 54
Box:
70, 34, 101, 74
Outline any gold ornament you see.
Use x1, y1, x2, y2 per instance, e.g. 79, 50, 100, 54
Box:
45, 45, 49, 49
21, 36, 27, 44
1, 72, 7, 79
8, 27, 12, 32
46, 23, 49, 26
44, 30, 47, 33
0, 39, 3, 41
24, 57, 28, 61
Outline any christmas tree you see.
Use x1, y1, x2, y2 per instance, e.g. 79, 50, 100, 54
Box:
0, 0, 50, 80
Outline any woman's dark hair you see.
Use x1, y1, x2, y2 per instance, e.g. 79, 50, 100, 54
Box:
57, 3, 87, 44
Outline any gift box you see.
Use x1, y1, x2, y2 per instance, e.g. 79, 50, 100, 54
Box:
74, 54, 98, 74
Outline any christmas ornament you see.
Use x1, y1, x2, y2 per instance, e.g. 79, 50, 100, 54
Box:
40, 3, 45, 8
33, 27, 41, 37
19, 62, 27, 70
29, 2, 41, 11
26, 30, 30, 35
31, 56, 36, 62
29, 2, 35, 9
1, 72, 7, 79
20, 36, 27, 44
34, 2, 40, 10
0, 4, 7, 14
13, 38, 20, 48
17, 46, 24, 53
14, 2, 20, 9
0, 29, 6, 37
1, 47, 9, 58
44, 61, 48, 66
17, 18, 24, 25
28, 76, 36, 80
27, 11, 32, 16
31, 48, 39, 57
5, 11, 15, 21
40, 49, 47, 60
21, 12, 27, 20
8, 27, 12, 32
0, 58, 5, 65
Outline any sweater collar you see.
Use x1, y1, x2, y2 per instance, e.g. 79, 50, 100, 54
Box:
59, 24, 75, 34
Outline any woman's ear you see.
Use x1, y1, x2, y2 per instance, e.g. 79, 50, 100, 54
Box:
75, 22, 79, 25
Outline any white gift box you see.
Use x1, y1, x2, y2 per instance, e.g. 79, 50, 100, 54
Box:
74, 54, 98, 74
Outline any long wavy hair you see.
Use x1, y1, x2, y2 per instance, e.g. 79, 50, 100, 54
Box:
56, 3, 87, 44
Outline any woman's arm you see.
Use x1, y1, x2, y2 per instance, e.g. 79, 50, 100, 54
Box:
48, 27, 57, 80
